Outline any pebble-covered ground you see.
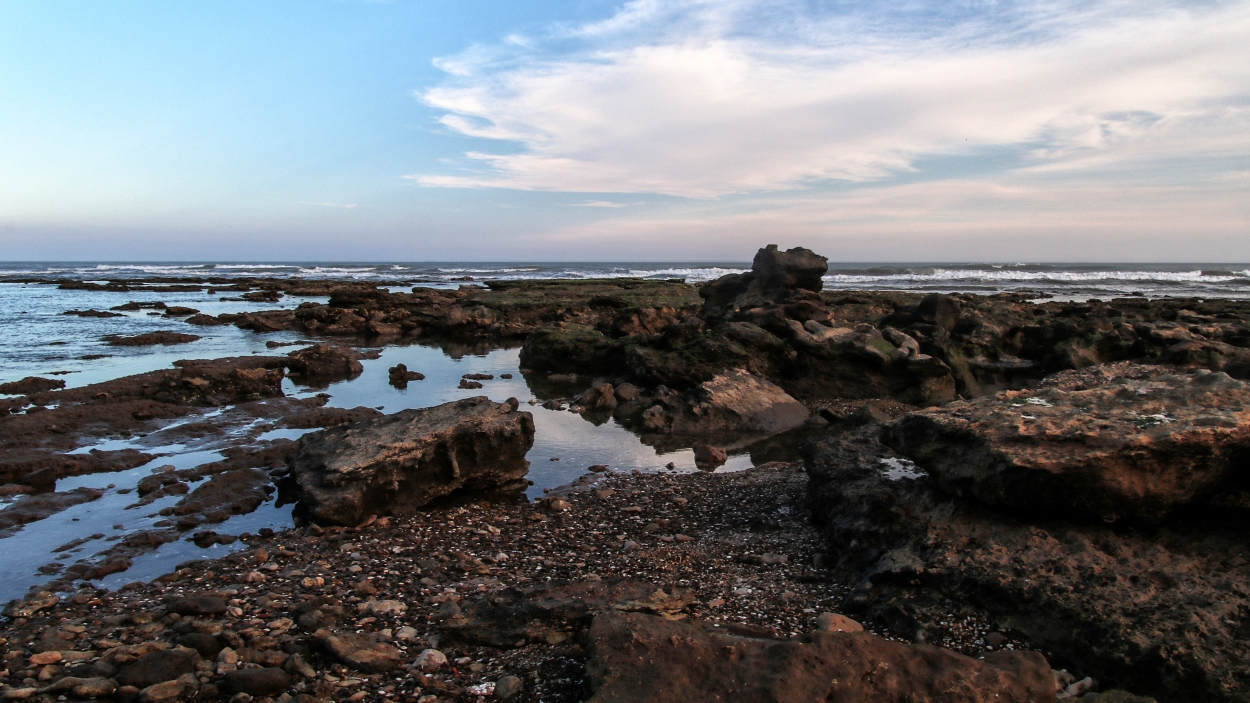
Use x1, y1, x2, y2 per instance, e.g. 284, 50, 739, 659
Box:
0, 463, 1034, 703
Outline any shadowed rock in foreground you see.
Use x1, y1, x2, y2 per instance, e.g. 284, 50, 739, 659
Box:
882, 363, 1250, 523
289, 396, 535, 525
585, 611, 1057, 703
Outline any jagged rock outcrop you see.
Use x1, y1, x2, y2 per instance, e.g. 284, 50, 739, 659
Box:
285, 344, 366, 378
289, 397, 534, 525
622, 369, 809, 436
882, 363, 1250, 523
800, 417, 1250, 695
585, 611, 1057, 703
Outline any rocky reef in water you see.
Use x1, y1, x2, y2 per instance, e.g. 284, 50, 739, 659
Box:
4, 245, 1250, 703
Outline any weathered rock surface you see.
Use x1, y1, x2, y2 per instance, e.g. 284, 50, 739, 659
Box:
289, 397, 535, 525
0, 377, 65, 395
665, 369, 808, 435
882, 363, 1250, 523
285, 344, 365, 378
803, 423, 1250, 703
0, 487, 104, 532
441, 579, 697, 648
387, 363, 425, 388
316, 630, 404, 673
102, 331, 201, 346
171, 468, 273, 526
115, 648, 200, 688
585, 611, 1056, 703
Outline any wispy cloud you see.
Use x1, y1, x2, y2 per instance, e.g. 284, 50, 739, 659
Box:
414, 0, 1250, 198
570, 200, 630, 207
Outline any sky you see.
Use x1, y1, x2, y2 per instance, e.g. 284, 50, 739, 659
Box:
1, 0, 1248, 262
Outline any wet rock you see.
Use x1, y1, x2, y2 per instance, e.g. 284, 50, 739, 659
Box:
102, 332, 200, 346
692, 443, 727, 468
883, 363, 1250, 522
577, 383, 618, 412
290, 396, 534, 525
116, 648, 200, 688
459, 378, 484, 389
0, 376, 66, 395
286, 344, 365, 378
318, 631, 404, 673
585, 611, 1056, 703
222, 667, 290, 696
138, 677, 191, 703
442, 578, 696, 648
72, 677, 118, 698
0, 487, 104, 530
387, 364, 425, 388
63, 308, 125, 318
172, 469, 272, 524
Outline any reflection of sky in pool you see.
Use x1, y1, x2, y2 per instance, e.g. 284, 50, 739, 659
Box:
1, 337, 766, 602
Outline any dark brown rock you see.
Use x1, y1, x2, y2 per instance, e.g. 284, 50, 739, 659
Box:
172, 469, 272, 523
115, 648, 200, 688
584, 611, 1056, 703
223, 667, 291, 696
167, 596, 228, 616
289, 397, 534, 525
318, 631, 404, 673
286, 344, 365, 378
0, 487, 104, 530
442, 579, 696, 648
882, 363, 1250, 522
0, 377, 66, 395
102, 331, 201, 346
803, 423, 1250, 703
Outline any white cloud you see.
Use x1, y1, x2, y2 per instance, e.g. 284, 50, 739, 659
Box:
415, 0, 1250, 198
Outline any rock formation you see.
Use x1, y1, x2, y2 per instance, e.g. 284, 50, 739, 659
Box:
289, 397, 535, 525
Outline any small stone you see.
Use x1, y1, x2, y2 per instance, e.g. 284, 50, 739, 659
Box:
138, 679, 186, 703
815, 612, 863, 633
29, 652, 62, 666
0, 689, 37, 700
284, 653, 316, 679
692, 443, 728, 467
73, 677, 119, 698
167, 596, 227, 616
985, 632, 1007, 647
414, 649, 447, 672
761, 553, 788, 565
548, 498, 571, 512
623, 541, 641, 552
587, 464, 609, 473
494, 675, 523, 700
395, 626, 419, 641
674, 534, 694, 542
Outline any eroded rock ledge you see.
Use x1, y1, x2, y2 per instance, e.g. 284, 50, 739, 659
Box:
289, 397, 535, 525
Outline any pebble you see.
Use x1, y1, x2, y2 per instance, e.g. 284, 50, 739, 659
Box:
494, 675, 523, 700
414, 649, 448, 672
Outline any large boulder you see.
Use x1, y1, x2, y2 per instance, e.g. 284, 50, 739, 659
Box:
289, 397, 534, 525
882, 363, 1250, 523
700, 244, 828, 320
644, 369, 809, 436
802, 425, 1250, 703
585, 611, 1056, 703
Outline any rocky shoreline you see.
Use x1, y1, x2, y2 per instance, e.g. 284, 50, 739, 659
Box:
3, 246, 1249, 702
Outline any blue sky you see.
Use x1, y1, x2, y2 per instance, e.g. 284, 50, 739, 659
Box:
1, 0, 1247, 261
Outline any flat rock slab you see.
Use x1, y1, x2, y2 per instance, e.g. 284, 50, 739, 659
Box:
668, 369, 809, 435
290, 396, 534, 525
442, 578, 696, 648
585, 612, 1056, 703
883, 363, 1250, 522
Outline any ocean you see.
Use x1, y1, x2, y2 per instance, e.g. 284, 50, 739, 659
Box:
3, 261, 1250, 299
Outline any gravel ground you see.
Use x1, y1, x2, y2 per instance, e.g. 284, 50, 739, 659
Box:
0, 462, 1035, 703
